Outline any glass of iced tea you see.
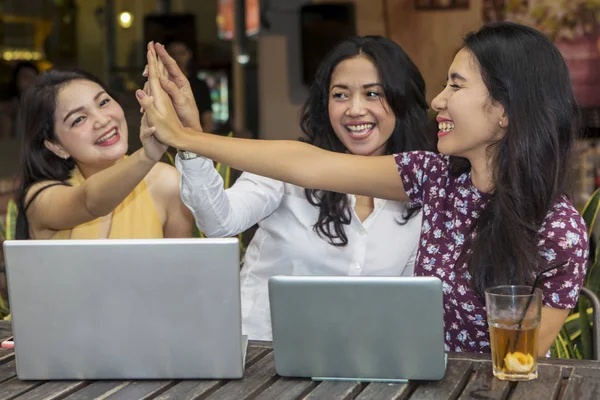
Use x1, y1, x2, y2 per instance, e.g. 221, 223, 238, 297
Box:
485, 285, 542, 381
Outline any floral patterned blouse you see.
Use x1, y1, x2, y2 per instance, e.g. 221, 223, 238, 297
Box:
395, 151, 589, 353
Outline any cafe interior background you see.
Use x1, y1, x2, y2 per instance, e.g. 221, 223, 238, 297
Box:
0, 0, 597, 355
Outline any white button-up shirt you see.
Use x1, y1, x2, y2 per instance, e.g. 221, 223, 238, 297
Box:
176, 155, 421, 340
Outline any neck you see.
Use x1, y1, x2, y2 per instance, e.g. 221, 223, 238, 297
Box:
468, 153, 494, 194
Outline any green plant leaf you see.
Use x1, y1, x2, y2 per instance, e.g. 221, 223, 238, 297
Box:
561, 325, 578, 359
578, 297, 593, 360
5, 200, 17, 241
585, 242, 600, 294
580, 188, 600, 239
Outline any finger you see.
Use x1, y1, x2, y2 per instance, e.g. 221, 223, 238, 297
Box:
156, 51, 168, 81
155, 43, 190, 89
153, 44, 169, 79
140, 81, 150, 113
159, 75, 187, 105
146, 46, 163, 104
136, 89, 158, 116
142, 64, 148, 77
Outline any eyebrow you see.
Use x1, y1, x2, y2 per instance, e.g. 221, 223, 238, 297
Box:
448, 72, 467, 82
63, 90, 107, 123
330, 83, 383, 90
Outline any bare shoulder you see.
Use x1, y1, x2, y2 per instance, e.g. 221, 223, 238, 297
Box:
24, 180, 70, 207
144, 161, 181, 198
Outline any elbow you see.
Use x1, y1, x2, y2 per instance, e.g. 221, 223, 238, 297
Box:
83, 194, 113, 219
195, 223, 235, 238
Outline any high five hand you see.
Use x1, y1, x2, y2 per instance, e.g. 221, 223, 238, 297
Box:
143, 43, 202, 131
137, 42, 189, 148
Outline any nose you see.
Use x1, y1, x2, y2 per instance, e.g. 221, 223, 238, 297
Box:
431, 86, 448, 113
92, 109, 111, 129
345, 94, 367, 117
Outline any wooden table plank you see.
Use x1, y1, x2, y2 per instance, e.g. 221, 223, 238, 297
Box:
354, 382, 411, 400
457, 362, 513, 400
562, 367, 600, 400
204, 352, 278, 400
153, 380, 224, 400
153, 346, 272, 400
0, 321, 12, 340
450, 352, 600, 370
409, 359, 473, 400
96, 380, 175, 400
254, 378, 317, 400
0, 378, 41, 400
0, 360, 17, 383
509, 364, 562, 400
0, 349, 15, 364
303, 381, 366, 400
62, 381, 131, 400
13, 381, 88, 400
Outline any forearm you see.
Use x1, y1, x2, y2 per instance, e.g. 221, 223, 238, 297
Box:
174, 130, 354, 193
82, 149, 156, 217
538, 306, 570, 357
178, 157, 281, 236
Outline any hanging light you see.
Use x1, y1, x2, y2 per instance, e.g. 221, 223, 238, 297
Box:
118, 11, 133, 29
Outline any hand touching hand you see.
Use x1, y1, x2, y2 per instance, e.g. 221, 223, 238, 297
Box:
143, 42, 202, 131
137, 43, 189, 148
139, 111, 167, 162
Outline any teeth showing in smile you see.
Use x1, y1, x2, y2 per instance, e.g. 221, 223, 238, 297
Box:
96, 129, 117, 144
438, 122, 455, 132
346, 123, 375, 136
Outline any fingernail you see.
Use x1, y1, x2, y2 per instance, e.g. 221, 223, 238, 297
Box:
136, 90, 145, 99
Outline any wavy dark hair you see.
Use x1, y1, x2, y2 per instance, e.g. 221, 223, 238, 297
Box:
15, 69, 112, 239
453, 22, 580, 299
300, 36, 434, 246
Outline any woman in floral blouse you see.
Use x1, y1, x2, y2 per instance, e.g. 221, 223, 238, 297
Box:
138, 22, 588, 356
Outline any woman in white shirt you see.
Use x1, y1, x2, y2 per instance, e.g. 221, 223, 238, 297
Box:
156, 36, 434, 340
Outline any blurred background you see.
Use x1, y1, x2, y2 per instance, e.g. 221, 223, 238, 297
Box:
0, 0, 598, 211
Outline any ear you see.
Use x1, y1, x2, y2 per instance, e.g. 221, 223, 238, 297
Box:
44, 139, 70, 160
499, 113, 509, 129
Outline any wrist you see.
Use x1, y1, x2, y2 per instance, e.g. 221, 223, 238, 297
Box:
173, 127, 199, 153
138, 147, 158, 165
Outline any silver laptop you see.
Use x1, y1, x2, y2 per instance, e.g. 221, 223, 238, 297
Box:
4, 238, 247, 380
269, 275, 446, 382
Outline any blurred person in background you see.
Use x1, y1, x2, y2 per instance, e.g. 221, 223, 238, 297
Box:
0, 61, 39, 139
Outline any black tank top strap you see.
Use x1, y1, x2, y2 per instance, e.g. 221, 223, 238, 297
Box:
24, 182, 69, 212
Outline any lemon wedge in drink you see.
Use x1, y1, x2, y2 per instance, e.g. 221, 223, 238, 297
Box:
503, 351, 534, 373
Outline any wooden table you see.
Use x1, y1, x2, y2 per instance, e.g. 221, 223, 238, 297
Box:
0, 322, 599, 400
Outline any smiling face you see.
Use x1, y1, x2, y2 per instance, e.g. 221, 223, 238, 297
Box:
45, 79, 128, 171
327, 54, 396, 157
431, 48, 506, 164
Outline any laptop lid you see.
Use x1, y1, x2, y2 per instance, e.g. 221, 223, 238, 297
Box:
268, 275, 446, 382
4, 238, 247, 380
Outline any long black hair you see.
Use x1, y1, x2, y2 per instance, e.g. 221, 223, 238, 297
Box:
15, 69, 111, 239
300, 35, 434, 246
454, 22, 580, 299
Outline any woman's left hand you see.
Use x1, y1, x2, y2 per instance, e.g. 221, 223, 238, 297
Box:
137, 43, 188, 147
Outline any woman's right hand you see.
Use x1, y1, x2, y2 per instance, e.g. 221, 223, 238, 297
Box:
142, 42, 202, 131
137, 43, 191, 148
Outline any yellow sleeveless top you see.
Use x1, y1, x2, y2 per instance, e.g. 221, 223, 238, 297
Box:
52, 165, 164, 239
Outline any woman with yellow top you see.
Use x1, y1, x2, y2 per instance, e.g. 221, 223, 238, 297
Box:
14, 69, 193, 240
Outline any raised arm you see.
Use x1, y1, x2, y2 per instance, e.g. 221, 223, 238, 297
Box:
137, 42, 409, 202
177, 156, 285, 237
26, 148, 158, 236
